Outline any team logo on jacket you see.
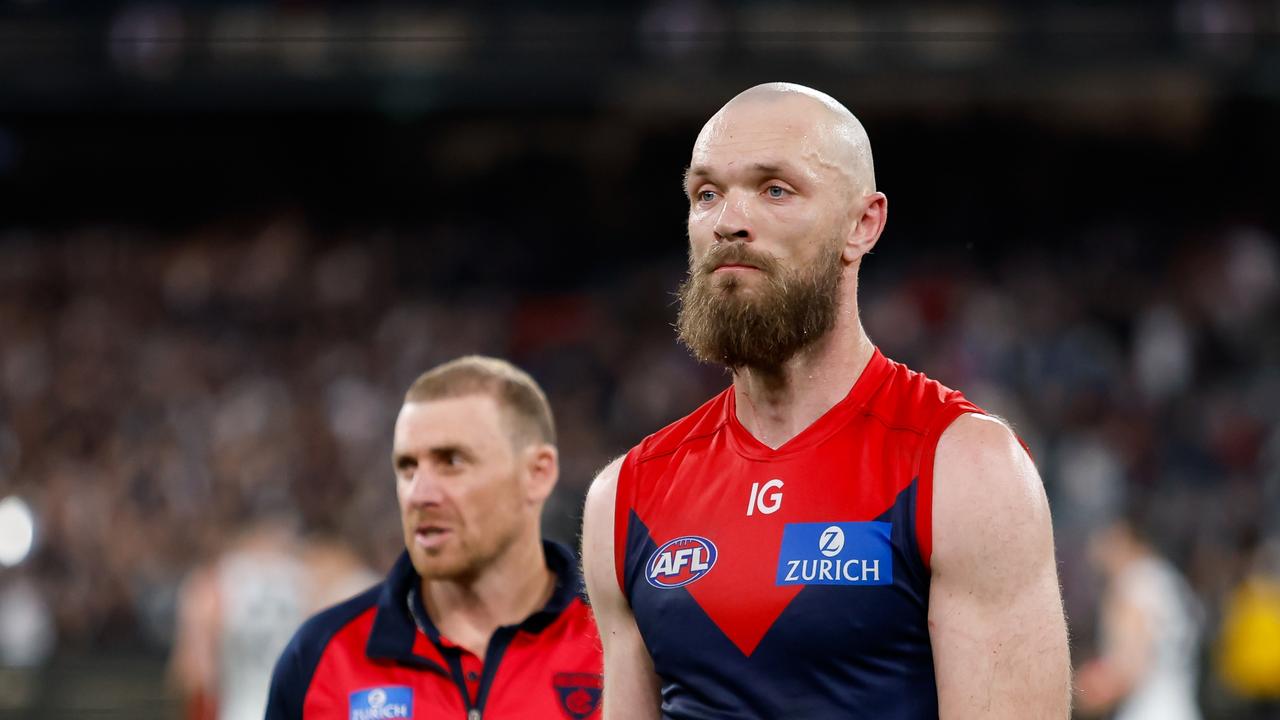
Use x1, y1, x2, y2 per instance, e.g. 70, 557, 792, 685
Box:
349, 686, 412, 720
775, 522, 893, 586
645, 535, 717, 589
553, 672, 603, 719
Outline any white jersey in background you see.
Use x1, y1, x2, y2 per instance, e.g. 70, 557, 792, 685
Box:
1108, 556, 1203, 720
170, 531, 378, 720
215, 548, 308, 720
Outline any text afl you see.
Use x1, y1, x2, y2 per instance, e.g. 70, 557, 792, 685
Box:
646, 536, 718, 589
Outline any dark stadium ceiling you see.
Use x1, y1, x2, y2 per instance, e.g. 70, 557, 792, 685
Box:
0, 2, 1276, 117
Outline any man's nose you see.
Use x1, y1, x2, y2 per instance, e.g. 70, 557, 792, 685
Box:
405, 470, 445, 506
713, 192, 752, 242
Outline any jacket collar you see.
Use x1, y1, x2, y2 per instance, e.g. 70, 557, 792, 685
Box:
366, 540, 583, 666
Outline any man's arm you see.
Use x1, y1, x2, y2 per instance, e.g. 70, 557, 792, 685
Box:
168, 565, 219, 720
929, 414, 1071, 719
582, 456, 662, 720
1074, 580, 1153, 714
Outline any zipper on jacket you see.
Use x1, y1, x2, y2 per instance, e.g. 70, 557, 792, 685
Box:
408, 591, 482, 719
469, 626, 517, 720
408, 589, 522, 720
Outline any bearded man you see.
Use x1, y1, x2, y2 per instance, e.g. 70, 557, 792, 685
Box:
581, 83, 1071, 719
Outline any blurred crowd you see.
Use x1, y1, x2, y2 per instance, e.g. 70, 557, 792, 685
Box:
0, 214, 715, 656
0, 211, 1278, 716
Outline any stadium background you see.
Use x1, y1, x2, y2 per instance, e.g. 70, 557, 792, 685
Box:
1, 1, 1279, 717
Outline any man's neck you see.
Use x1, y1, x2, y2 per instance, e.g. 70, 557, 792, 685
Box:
420, 534, 553, 660
731, 312, 875, 450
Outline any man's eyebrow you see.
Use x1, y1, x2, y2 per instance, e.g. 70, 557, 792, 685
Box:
392, 441, 472, 464
683, 165, 707, 189
684, 162, 799, 187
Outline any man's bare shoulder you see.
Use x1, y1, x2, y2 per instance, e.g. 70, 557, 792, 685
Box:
583, 456, 628, 616
935, 413, 1041, 499
932, 412, 1052, 584
585, 455, 625, 515
938, 411, 1021, 445
929, 413, 1069, 718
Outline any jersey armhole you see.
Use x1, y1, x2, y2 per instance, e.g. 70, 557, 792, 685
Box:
612, 450, 639, 595
914, 402, 980, 571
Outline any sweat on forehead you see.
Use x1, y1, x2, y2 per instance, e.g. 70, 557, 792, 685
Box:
695, 82, 876, 192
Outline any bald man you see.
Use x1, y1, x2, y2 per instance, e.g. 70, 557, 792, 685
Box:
582, 83, 1070, 719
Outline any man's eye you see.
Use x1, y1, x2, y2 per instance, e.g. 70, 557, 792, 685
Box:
698, 190, 717, 202
433, 449, 465, 468
767, 186, 787, 198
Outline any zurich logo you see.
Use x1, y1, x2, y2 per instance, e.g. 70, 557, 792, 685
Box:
646, 535, 717, 589
776, 521, 893, 587
819, 526, 845, 557
349, 686, 412, 720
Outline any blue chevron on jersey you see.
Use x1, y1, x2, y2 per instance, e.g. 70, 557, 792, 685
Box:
776, 522, 893, 586
613, 349, 990, 718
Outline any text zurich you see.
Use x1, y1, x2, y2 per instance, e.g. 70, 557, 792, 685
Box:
783, 558, 881, 584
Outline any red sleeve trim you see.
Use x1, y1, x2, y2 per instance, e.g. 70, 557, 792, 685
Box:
915, 402, 981, 571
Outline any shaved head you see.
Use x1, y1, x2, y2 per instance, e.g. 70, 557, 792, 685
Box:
678, 82, 888, 371
697, 82, 876, 196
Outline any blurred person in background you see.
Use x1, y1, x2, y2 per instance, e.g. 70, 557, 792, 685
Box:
583, 83, 1070, 719
266, 356, 602, 720
0, 570, 56, 711
1075, 507, 1203, 720
1214, 533, 1280, 719
168, 511, 376, 720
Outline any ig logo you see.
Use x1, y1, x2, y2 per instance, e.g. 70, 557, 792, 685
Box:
746, 479, 784, 516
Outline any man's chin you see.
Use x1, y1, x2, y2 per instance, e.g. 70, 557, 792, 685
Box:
409, 549, 472, 581
707, 281, 769, 309
710, 271, 762, 291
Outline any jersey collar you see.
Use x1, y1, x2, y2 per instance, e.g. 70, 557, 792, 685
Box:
724, 347, 892, 459
365, 540, 582, 666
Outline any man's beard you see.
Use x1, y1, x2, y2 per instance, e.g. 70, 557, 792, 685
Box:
676, 242, 843, 371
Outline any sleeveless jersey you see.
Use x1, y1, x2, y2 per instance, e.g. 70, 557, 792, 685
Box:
614, 349, 981, 719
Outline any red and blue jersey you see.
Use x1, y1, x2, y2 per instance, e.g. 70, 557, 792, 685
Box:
266, 541, 603, 720
614, 349, 982, 719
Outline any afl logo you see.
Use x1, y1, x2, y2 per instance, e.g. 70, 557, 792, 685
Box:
645, 536, 717, 589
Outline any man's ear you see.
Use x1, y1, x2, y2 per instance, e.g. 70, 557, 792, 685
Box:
522, 443, 559, 505
843, 191, 887, 264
